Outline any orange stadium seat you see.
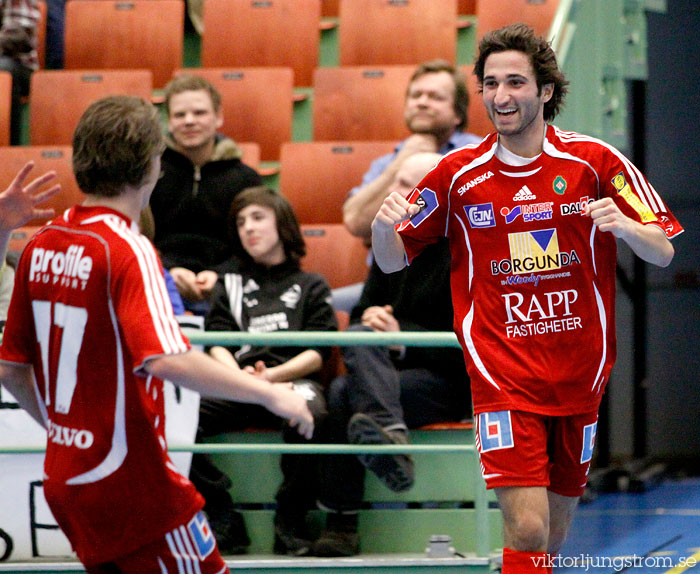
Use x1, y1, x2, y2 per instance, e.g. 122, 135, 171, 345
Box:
201, 0, 321, 87
0, 146, 84, 224
280, 141, 397, 224
459, 0, 476, 14
64, 0, 183, 88
338, 0, 457, 66
0, 72, 10, 146
301, 223, 369, 290
475, 0, 559, 40
8, 225, 43, 254
321, 0, 339, 17
174, 68, 294, 161
312, 66, 415, 141
236, 142, 261, 172
29, 69, 153, 145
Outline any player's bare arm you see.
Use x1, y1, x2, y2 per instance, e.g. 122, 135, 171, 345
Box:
371, 191, 420, 273
0, 363, 46, 428
146, 349, 315, 439
584, 198, 674, 267
209, 345, 241, 370
255, 350, 323, 383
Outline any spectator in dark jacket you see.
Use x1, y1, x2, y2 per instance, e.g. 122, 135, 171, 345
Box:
148, 74, 262, 314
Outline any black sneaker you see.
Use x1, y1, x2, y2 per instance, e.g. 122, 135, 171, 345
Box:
311, 513, 359, 557
273, 511, 312, 556
312, 529, 360, 557
207, 509, 250, 555
347, 413, 414, 493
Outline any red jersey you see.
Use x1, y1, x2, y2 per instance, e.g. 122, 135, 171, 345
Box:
0, 206, 202, 566
398, 125, 683, 417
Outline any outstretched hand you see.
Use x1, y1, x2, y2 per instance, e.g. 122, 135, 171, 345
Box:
0, 162, 60, 233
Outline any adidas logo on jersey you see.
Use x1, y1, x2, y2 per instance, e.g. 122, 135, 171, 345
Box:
513, 186, 536, 201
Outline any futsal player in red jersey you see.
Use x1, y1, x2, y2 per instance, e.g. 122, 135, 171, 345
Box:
371, 24, 682, 574
0, 96, 313, 574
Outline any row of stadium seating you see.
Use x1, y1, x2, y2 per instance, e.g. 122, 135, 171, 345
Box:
4, 65, 494, 159
33, 0, 557, 87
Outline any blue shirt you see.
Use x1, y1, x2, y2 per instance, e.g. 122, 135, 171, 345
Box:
348, 130, 483, 199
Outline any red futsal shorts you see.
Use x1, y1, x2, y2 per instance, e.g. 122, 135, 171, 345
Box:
475, 409, 598, 497
86, 511, 229, 574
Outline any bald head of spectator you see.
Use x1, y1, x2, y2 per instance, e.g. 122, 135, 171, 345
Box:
387, 152, 442, 199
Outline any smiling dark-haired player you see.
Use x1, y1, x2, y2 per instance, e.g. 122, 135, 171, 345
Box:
371, 23, 682, 574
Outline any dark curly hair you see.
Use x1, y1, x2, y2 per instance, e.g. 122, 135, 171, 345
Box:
474, 23, 569, 122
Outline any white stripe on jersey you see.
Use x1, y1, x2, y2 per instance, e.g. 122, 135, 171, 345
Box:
103, 216, 187, 355
589, 225, 598, 276
178, 525, 202, 574
461, 305, 500, 390
158, 557, 168, 574
590, 282, 607, 394
454, 212, 474, 290
133, 228, 186, 353
175, 525, 201, 574
446, 141, 498, 236
473, 419, 503, 479
135, 230, 187, 349
165, 532, 185, 574
542, 138, 601, 194
498, 167, 543, 178
67, 295, 128, 484
552, 127, 666, 213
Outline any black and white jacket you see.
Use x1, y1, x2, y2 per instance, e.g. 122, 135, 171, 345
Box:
205, 258, 337, 374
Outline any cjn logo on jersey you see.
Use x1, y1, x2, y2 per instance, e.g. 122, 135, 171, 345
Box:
465, 203, 496, 228
407, 188, 439, 227
478, 411, 514, 452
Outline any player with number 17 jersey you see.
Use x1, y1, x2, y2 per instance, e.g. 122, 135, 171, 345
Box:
397, 125, 683, 417
0, 205, 203, 567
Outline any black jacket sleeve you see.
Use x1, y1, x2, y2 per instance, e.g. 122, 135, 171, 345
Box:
302, 274, 338, 362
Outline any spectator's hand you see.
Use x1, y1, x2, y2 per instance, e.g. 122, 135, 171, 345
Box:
169, 267, 204, 301
0, 24, 32, 58
195, 270, 218, 295
373, 191, 421, 232
0, 162, 60, 232
584, 198, 635, 239
264, 382, 315, 439
362, 305, 400, 332
243, 360, 274, 381
396, 134, 439, 160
